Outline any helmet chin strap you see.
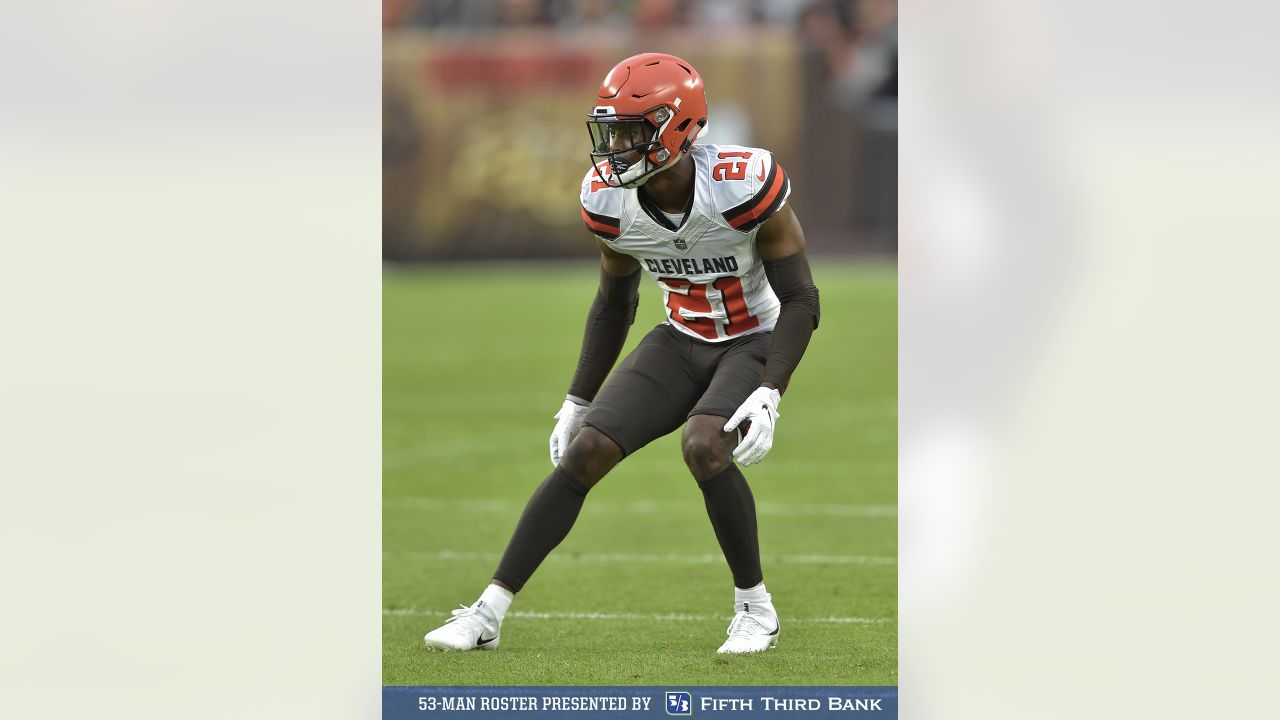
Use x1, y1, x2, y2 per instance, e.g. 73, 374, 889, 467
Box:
623, 119, 708, 187
614, 111, 704, 188
619, 151, 680, 189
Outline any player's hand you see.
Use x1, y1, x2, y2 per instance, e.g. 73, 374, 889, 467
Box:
549, 397, 590, 467
723, 387, 781, 466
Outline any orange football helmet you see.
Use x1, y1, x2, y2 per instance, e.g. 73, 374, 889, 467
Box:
587, 53, 709, 188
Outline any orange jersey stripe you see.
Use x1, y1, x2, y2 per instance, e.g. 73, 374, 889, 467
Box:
581, 206, 620, 237
728, 165, 787, 230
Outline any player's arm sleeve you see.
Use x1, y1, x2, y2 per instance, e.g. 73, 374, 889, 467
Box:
760, 251, 821, 393
566, 263, 641, 403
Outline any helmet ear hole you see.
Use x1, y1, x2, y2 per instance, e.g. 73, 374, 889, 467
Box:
675, 118, 691, 133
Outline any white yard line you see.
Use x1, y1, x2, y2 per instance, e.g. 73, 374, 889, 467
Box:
384, 450, 897, 473
384, 608, 891, 625
386, 496, 897, 518
410, 549, 895, 566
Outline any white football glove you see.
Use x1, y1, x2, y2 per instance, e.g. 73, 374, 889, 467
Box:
722, 387, 782, 466
549, 396, 590, 467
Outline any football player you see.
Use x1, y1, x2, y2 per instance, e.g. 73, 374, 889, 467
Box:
424, 53, 820, 655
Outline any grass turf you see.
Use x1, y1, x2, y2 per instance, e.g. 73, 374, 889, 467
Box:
383, 260, 897, 686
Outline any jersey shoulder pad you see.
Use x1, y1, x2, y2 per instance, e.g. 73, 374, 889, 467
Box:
579, 166, 624, 240
703, 144, 792, 233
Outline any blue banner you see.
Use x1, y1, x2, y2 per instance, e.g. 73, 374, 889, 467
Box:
384, 686, 897, 719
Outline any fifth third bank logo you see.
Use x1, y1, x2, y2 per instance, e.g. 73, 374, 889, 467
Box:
665, 691, 692, 716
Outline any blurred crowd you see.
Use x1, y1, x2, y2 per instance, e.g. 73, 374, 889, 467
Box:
384, 0, 896, 109
387, 0, 817, 30
383, 0, 897, 258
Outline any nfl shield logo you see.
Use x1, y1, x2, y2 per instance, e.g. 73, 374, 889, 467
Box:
665, 691, 692, 716
673, 237, 687, 251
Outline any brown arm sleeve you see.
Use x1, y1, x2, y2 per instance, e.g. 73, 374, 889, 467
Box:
566, 266, 642, 402
761, 251, 821, 393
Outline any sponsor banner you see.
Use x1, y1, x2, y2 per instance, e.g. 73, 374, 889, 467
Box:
383, 686, 897, 719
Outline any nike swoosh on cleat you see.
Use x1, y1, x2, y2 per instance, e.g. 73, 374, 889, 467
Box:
475, 634, 498, 646
767, 626, 779, 636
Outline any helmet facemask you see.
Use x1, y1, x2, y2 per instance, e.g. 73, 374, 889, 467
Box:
586, 107, 677, 189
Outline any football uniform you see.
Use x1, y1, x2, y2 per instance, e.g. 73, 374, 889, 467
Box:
580, 143, 792, 344
577, 144, 793, 456
426, 55, 804, 653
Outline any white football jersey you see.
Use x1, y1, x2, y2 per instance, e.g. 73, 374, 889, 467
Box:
579, 143, 792, 343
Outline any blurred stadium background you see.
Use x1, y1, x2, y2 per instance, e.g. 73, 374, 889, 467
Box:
383, 0, 897, 685
384, 0, 896, 260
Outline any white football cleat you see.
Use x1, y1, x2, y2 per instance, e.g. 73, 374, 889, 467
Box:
424, 601, 501, 651
716, 599, 780, 654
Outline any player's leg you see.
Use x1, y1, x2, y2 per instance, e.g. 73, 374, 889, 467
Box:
425, 325, 700, 651
682, 414, 761, 587
490, 427, 622, 594
685, 332, 771, 589
684, 331, 779, 653
491, 325, 700, 593
424, 429, 623, 652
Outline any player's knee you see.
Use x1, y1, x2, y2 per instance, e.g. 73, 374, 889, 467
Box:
682, 422, 732, 481
560, 426, 623, 489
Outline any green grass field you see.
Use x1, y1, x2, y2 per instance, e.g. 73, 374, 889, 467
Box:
383, 260, 896, 686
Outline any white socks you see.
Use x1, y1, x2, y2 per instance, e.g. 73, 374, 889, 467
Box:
735, 582, 770, 606
477, 583, 514, 621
